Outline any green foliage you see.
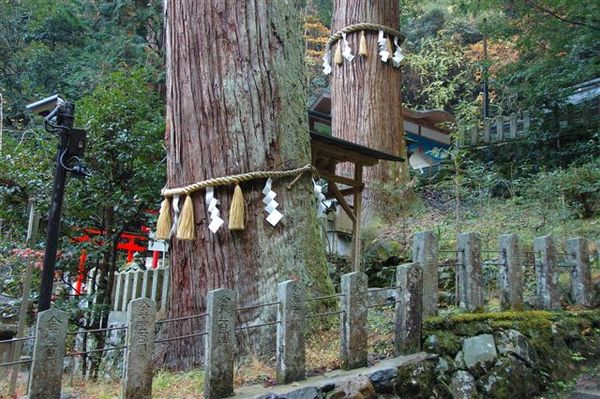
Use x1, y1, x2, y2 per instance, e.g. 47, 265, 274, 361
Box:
0, 0, 163, 125
518, 160, 600, 220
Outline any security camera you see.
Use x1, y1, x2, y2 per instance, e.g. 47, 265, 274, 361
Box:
25, 94, 65, 117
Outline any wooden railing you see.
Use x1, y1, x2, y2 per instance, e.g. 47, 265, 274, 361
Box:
458, 100, 599, 147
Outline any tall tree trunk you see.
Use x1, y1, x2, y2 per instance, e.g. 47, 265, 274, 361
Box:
161, 1, 333, 369
331, 0, 405, 221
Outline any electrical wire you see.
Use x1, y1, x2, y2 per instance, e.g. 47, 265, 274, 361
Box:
59, 148, 75, 171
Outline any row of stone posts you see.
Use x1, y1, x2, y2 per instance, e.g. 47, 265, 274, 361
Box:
26, 263, 425, 399
23, 232, 595, 398
413, 231, 595, 315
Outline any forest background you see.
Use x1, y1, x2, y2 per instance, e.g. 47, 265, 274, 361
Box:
0, 0, 598, 314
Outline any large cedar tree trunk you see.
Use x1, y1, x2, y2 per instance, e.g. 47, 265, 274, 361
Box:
331, 0, 406, 221
161, 1, 332, 369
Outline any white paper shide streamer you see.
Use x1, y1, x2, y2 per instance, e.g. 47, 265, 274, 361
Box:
377, 30, 390, 62
322, 50, 332, 75
392, 36, 404, 68
205, 187, 224, 233
169, 195, 181, 238
341, 32, 354, 62
313, 180, 326, 217
262, 178, 283, 226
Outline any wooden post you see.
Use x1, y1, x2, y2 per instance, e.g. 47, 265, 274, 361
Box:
352, 164, 363, 271
9, 199, 40, 397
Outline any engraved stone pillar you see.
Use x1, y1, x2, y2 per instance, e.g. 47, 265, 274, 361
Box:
457, 232, 483, 311
534, 235, 561, 309
498, 234, 524, 310
28, 308, 68, 399
395, 262, 423, 355
567, 237, 593, 307
340, 272, 368, 370
204, 288, 236, 399
413, 231, 439, 317
122, 298, 156, 399
276, 280, 306, 384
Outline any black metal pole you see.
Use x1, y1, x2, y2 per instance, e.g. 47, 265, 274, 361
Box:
38, 101, 74, 312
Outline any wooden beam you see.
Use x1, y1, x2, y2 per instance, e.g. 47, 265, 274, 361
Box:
321, 171, 362, 187
325, 186, 361, 199
328, 183, 356, 224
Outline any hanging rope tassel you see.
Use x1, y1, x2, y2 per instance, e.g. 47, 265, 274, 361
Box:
334, 41, 343, 65
359, 30, 368, 57
155, 198, 172, 240
176, 195, 195, 240
386, 36, 394, 62
228, 184, 245, 231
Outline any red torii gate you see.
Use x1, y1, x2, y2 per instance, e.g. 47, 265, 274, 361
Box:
73, 228, 154, 294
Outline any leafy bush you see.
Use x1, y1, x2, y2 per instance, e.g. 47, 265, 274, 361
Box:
518, 160, 600, 219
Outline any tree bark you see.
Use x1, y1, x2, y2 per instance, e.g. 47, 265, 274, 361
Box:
331, 0, 405, 221
161, 1, 332, 369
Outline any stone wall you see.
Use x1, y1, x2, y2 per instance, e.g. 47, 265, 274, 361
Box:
423, 310, 600, 398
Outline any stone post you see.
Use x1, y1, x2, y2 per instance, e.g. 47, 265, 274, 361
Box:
567, 237, 593, 307
276, 280, 306, 384
533, 235, 561, 309
122, 298, 157, 399
413, 231, 439, 318
28, 308, 68, 399
395, 262, 423, 355
340, 272, 368, 369
498, 234, 524, 310
457, 232, 484, 311
204, 288, 236, 399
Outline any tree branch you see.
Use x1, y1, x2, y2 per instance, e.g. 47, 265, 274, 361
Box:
525, 0, 600, 31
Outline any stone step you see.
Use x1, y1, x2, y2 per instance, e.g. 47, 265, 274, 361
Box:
233, 352, 437, 399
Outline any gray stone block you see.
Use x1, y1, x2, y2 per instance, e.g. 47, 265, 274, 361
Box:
498, 234, 524, 310
451, 370, 478, 399
457, 232, 484, 311
369, 367, 398, 393
28, 308, 68, 399
122, 298, 156, 399
413, 231, 439, 318
340, 272, 368, 370
568, 237, 593, 307
395, 262, 423, 355
494, 329, 536, 367
462, 334, 497, 371
205, 288, 236, 399
534, 235, 561, 309
276, 280, 306, 384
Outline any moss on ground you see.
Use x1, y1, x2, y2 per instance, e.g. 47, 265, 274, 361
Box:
424, 309, 600, 391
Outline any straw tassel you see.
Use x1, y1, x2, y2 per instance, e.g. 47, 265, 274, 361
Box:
228, 184, 245, 231
334, 41, 343, 65
176, 195, 195, 240
155, 198, 172, 240
386, 36, 393, 62
359, 30, 368, 57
